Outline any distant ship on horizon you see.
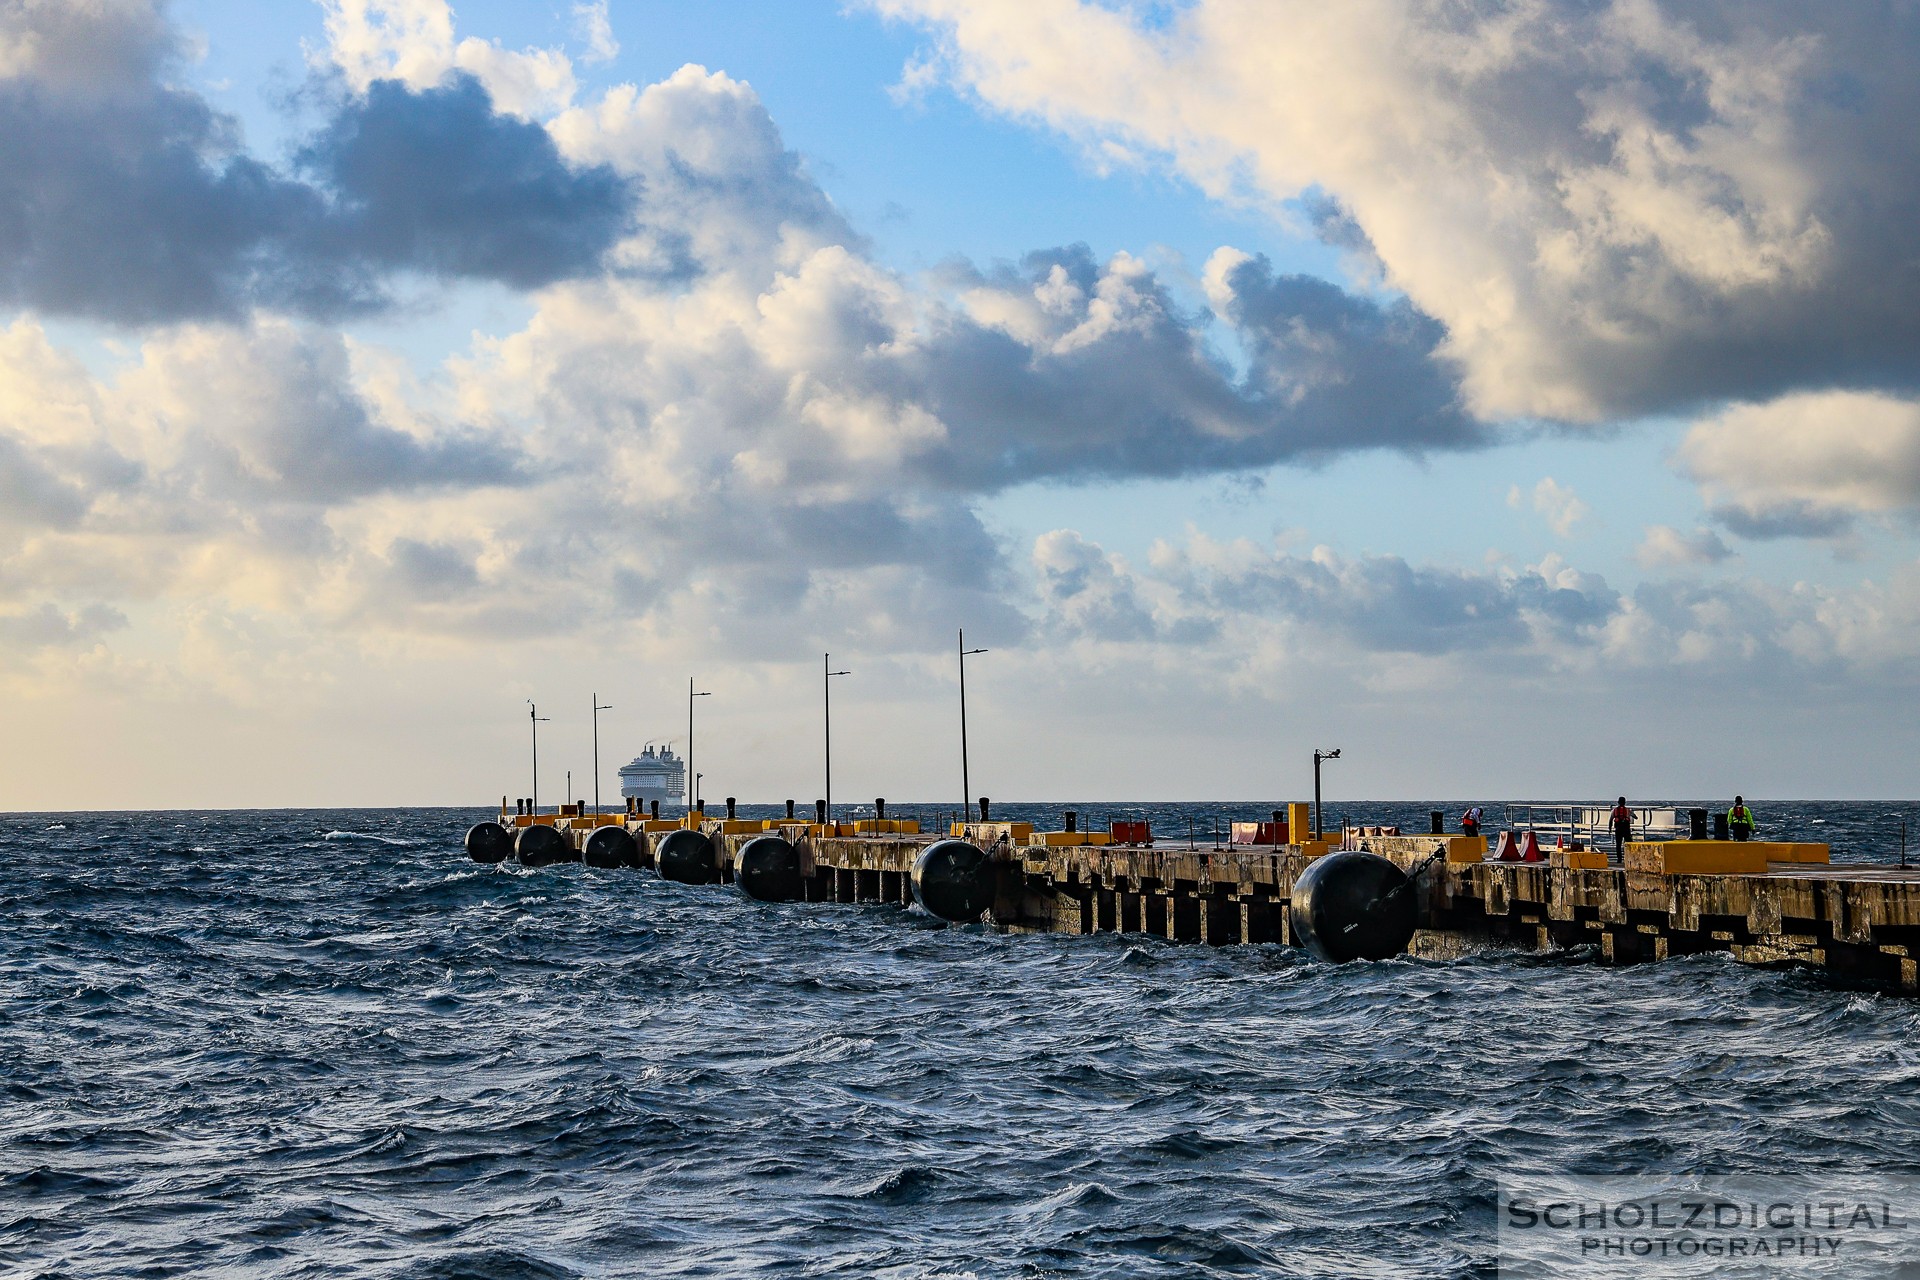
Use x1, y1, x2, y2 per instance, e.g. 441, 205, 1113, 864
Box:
617, 744, 685, 805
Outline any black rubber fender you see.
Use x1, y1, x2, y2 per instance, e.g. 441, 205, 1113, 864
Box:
582, 825, 639, 869
911, 840, 996, 923
734, 834, 806, 903
1288, 850, 1417, 962
515, 823, 578, 868
654, 827, 721, 885
464, 821, 514, 864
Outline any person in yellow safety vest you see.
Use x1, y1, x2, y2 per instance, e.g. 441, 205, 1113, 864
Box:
1728, 796, 1756, 842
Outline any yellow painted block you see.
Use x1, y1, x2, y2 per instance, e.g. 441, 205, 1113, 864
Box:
1625, 840, 1767, 875
1298, 839, 1335, 860
1286, 803, 1312, 841
1446, 835, 1488, 863
1081, 832, 1111, 846
682, 811, 706, 829
638, 819, 680, 833
711, 820, 763, 835
1770, 842, 1830, 864
966, 822, 1035, 844
1549, 848, 1609, 870
1028, 831, 1084, 847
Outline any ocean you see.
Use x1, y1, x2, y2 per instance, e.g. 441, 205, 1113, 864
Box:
4, 801, 1919, 1277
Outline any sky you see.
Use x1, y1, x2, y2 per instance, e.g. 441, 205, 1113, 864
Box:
4, 0, 1920, 810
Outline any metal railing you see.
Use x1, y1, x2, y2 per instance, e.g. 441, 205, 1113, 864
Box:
1503, 803, 1684, 850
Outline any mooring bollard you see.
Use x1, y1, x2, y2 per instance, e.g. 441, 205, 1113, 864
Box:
978, 797, 990, 822
726, 796, 737, 821
1431, 810, 1445, 835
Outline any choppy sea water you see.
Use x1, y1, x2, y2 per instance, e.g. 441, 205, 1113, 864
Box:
4, 801, 1919, 1279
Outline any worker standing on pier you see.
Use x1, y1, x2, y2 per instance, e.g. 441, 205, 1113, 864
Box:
1610, 797, 1633, 852
1461, 805, 1483, 837
1728, 796, 1756, 841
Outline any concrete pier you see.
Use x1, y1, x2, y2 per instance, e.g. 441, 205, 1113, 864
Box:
482, 808, 1920, 990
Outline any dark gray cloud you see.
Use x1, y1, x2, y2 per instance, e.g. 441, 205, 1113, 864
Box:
1174, 549, 1619, 656
297, 75, 633, 290
1713, 501, 1856, 541
0, 2, 633, 325
886, 245, 1480, 490
0, 601, 128, 649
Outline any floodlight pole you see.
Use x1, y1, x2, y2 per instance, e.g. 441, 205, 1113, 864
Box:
959, 629, 988, 817
1313, 747, 1341, 841
592, 693, 613, 815
825, 654, 851, 823
527, 700, 550, 812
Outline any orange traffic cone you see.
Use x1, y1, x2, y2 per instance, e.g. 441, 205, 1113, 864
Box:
1519, 830, 1546, 862
1494, 831, 1520, 861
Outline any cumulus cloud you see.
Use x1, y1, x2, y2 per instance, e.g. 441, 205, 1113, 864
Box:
1147, 535, 1618, 658
298, 74, 633, 290
1036, 528, 1920, 693
1636, 525, 1733, 568
572, 1, 618, 65
0, 0, 633, 324
1509, 477, 1591, 537
321, 0, 579, 117
1680, 390, 1920, 539
871, 0, 1920, 422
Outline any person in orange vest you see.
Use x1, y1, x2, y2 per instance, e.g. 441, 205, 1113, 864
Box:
1728, 796, 1756, 842
1461, 805, 1483, 837
1609, 797, 1633, 853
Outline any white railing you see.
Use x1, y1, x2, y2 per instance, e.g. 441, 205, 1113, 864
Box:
1503, 803, 1686, 850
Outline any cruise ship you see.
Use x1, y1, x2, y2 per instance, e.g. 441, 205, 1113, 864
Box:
617, 744, 686, 805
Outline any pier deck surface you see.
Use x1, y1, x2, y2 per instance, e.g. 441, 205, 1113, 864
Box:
552, 817, 1920, 990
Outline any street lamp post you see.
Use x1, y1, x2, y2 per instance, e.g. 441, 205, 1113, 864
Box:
527, 700, 550, 812
958, 629, 987, 817
688, 678, 711, 814
592, 692, 613, 815
824, 653, 850, 824
1313, 747, 1341, 841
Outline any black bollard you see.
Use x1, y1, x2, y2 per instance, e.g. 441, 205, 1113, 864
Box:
651, 800, 661, 820
735, 834, 805, 902
1431, 810, 1445, 835
1689, 808, 1708, 840
583, 825, 639, 869
654, 828, 721, 885
1064, 810, 1078, 834
1289, 851, 1417, 962
786, 799, 796, 820
816, 799, 827, 825
726, 797, 737, 821
912, 840, 996, 923
465, 821, 514, 864
978, 797, 990, 821
876, 798, 886, 820
1713, 811, 1730, 840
